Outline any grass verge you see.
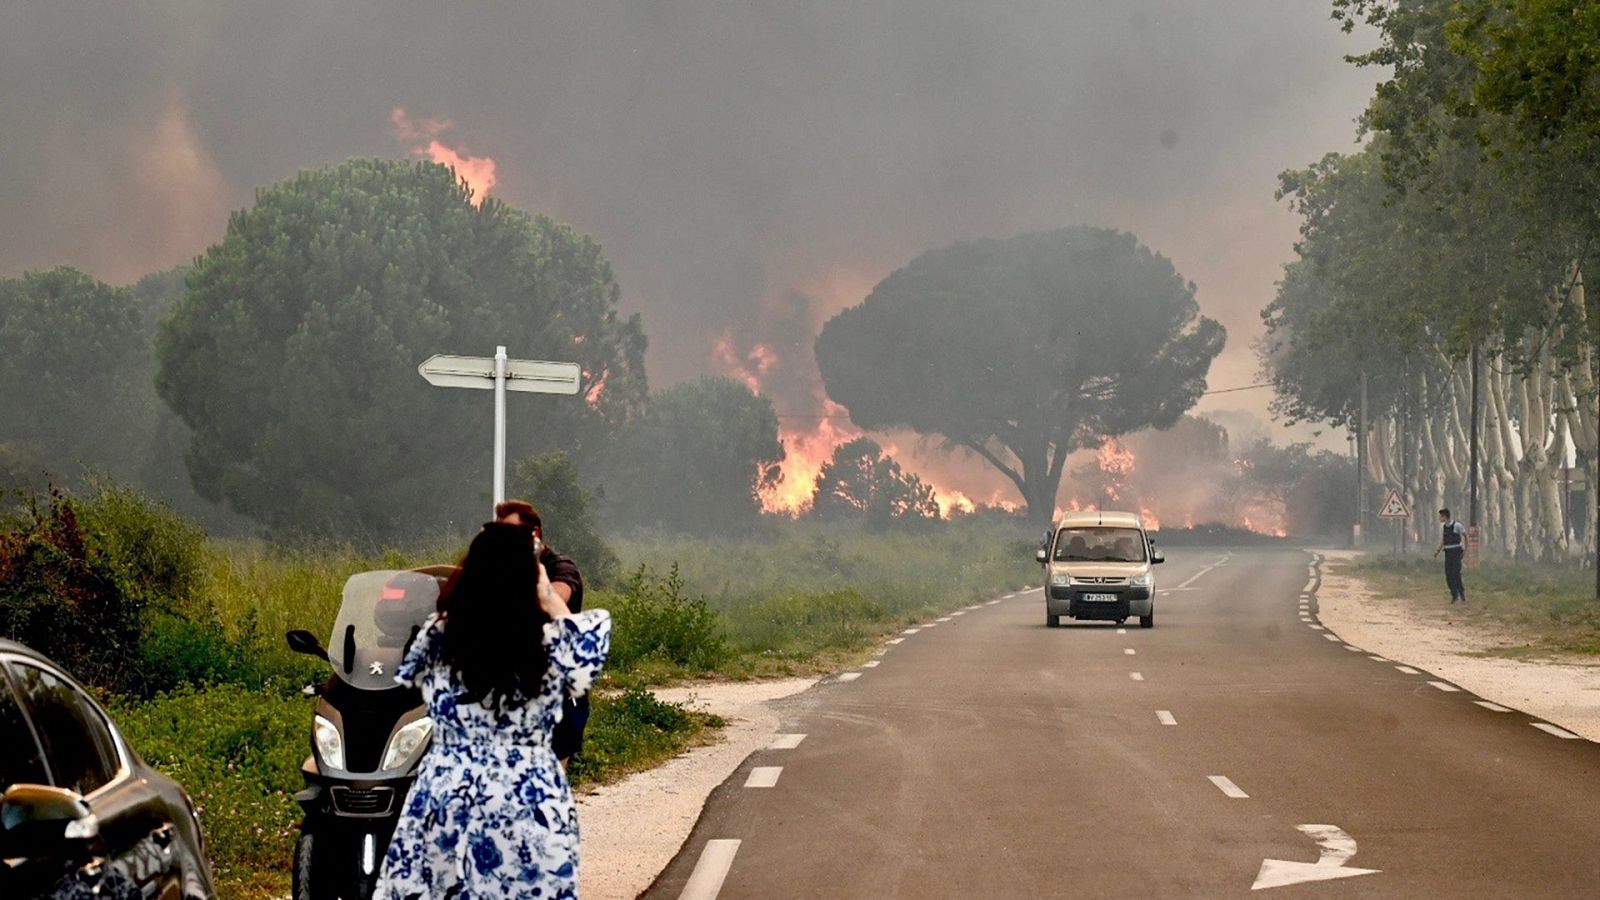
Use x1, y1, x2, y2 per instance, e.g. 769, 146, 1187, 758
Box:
1345, 554, 1600, 655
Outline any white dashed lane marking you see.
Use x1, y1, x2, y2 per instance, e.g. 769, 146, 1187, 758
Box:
1428, 681, 1460, 692
1208, 775, 1249, 799
886, 638, 904, 645
837, 672, 862, 682
745, 767, 783, 788
950, 610, 966, 616
903, 628, 921, 635
1532, 722, 1581, 739
936, 616, 952, 622
1323, 634, 1341, 642
862, 660, 880, 668
1474, 701, 1511, 712
1368, 655, 1389, 662
679, 839, 741, 900
1344, 645, 1363, 652
1124, 648, 1136, 656
1130, 672, 1144, 681
1395, 665, 1420, 674
769, 733, 806, 749
1156, 710, 1177, 726
1117, 628, 1127, 634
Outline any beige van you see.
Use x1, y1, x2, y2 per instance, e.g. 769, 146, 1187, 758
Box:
1034, 510, 1164, 628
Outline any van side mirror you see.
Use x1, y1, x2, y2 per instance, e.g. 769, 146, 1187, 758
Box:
1151, 550, 1165, 565
285, 629, 329, 660
1, 784, 99, 858
1035, 548, 1048, 564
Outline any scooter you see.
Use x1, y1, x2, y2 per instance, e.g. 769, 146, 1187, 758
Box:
284, 565, 454, 900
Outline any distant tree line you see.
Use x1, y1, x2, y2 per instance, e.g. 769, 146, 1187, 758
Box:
1263, 1, 1600, 565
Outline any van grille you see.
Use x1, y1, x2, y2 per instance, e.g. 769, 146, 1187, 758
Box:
1074, 576, 1127, 585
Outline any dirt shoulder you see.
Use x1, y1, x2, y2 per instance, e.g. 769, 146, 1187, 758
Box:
1317, 549, 1600, 741
577, 678, 816, 900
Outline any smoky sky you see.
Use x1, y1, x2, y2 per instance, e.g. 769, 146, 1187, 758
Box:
0, 1, 1376, 445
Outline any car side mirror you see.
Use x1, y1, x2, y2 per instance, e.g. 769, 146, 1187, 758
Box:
1035, 548, 1048, 564
286, 629, 329, 660
1151, 550, 1165, 565
1, 784, 99, 858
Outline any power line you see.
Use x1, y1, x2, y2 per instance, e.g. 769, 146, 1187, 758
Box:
771, 381, 1276, 419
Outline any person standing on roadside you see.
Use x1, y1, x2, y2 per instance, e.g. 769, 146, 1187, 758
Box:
496, 499, 590, 766
1433, 508, 1468, 604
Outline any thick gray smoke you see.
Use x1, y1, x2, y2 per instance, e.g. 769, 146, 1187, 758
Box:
0, 1, 1376, 503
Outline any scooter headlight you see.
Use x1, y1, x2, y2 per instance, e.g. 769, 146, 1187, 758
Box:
382, 716, 434, 771
313, 714, 345, 770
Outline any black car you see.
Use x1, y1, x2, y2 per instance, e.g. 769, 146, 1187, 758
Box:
0, 639, 215, 899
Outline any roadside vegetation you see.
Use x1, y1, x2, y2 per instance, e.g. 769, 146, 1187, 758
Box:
1346, 555, 1600, 657
0, 481, 1034, 897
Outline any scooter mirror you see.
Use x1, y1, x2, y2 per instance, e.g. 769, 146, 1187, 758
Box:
286, 629, 329, 660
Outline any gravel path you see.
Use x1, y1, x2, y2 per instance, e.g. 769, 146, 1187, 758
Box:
1318, 549, 1600, 741
576, 678, 817, 899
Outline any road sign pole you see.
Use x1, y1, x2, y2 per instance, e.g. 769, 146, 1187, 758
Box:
492, 345, 508, 510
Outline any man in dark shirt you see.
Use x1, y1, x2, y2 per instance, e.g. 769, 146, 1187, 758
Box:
495, 499, 589, 765
1433, 508, 1468, 604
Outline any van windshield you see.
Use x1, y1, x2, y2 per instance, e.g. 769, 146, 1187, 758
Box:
1053, 527, 1147, 563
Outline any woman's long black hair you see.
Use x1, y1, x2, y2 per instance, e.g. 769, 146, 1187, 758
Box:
437, 522, 552, 710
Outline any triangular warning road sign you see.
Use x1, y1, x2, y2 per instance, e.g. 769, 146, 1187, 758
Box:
1376, 487, 1410, 519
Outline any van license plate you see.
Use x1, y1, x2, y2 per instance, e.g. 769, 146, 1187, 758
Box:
1083, 593, 1117, 602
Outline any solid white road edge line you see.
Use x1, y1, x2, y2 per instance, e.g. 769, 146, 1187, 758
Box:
1176, 554, 1229, 590
837, 672, 861, 682
769, 733, 806, 749
1428, 680, 1460, 692
678, 839, 740, 900
1532, 722, 1582, 739
1474, 701, 1510, 712
1394, 665, 1420, 674
1156, 710, 1177, 726
1208, 775, 1249, 799
745, 767, 783, 788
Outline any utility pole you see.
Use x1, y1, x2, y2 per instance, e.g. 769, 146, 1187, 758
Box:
1468, 345, 1481, 568
1355, 371, 1368, 548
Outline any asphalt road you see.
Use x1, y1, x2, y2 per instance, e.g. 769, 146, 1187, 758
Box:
642, 547, 1600, 899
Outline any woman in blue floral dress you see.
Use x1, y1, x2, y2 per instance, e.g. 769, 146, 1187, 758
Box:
375, 522, 611, 899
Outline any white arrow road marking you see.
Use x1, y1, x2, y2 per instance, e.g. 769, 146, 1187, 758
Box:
680, 839, 741, 900
1252, 824, 1379, 890
1532, 722, 1581, 739
769, 733, 806, 749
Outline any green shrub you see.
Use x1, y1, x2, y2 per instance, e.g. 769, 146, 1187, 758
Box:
111, 684, 311, 897
567, 688, 720, 786
604, 565, 731, 675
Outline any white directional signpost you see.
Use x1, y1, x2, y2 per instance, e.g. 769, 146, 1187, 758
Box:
418, 347, 581, 513
1252, 824, 1379, 890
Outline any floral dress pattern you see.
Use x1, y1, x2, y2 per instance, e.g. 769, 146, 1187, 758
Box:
374, 609, 611, 900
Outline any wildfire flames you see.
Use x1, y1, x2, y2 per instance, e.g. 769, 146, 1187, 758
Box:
390, 107, 498, 205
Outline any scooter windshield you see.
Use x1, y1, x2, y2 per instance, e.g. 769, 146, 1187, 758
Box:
329, 570, 441, 690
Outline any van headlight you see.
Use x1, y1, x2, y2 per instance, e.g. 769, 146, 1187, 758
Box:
1049, 573, 1070, 586
313, 714, 345, 770
382, 716, 435, 770
1131, 573, 1153, 588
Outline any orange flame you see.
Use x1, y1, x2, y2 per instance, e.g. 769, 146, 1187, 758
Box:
390, 107, 498, 205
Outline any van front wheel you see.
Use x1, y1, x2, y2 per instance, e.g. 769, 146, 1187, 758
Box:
1046, 613, 1060, 628
1139, 611, 1154, 629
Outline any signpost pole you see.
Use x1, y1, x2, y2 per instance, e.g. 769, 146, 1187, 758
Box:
492, 345, 508, 510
